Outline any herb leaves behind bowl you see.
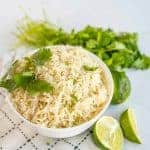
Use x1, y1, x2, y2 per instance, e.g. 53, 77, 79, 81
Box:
15, 17, 150, 70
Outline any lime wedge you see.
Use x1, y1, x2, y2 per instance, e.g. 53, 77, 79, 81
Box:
92, 116, 123, 150
120, 108, 142, 144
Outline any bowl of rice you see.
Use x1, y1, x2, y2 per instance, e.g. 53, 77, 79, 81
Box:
0, 45, 114, 138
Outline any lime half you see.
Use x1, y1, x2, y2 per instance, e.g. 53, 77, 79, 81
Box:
92, 116, 123, 150
120, 108, 142, 144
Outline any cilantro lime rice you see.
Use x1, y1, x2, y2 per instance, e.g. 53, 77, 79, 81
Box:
7, 46, 109, 128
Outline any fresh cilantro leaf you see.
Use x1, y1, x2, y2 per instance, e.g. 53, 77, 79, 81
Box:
105, 51, 137, 71
131, 54, 150, 69
12, 71, 53, 94
32, 48, 52, 65
100, 29, 116, 47
117, 32, 138, 51
23, 57, 36, 71
13, 71, 35, 88
0, 79, 17, 91
106, 41, 126, 51
27, 79, 53, 94
70, 94, 78, 106
71, 94, 78, 102
10, 58, 36, 77
73, 79, 77, 85
86, 39, 98, 49
83, 65, 98, 71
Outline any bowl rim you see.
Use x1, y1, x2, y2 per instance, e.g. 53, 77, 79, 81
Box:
2, 45, 114, 132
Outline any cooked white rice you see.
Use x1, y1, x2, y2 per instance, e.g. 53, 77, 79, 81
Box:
11, 45, 109, 128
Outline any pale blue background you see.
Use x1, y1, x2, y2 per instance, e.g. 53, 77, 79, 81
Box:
0, 0, 150, 149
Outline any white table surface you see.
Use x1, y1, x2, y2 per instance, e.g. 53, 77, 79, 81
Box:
0, 0, 150, 150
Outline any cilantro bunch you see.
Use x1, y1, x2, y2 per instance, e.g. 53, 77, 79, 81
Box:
15, 18, 150, 71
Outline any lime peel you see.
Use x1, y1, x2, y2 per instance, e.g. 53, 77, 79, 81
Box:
92, 116, 123, 150
120, 108, 142, 144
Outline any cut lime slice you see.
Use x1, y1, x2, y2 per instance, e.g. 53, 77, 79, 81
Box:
92, 116, 123, 150
120, 108, 142, 144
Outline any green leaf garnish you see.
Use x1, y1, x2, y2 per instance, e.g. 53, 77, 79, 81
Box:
73, 79, 77, 85
71, 94, 78, 102
0, 79, 17, 91
131, 54, 150, 69
10, 58, 36, 77
106, 41, 126, 51
32, 48, 52, 65
86, 39, 98, 49
13, 71, 35, 89
0, 48, 53, 94
27, 79, 53, 94
70, 94, 78, 106
83, 65, 98, 71
0, 71, 53, 94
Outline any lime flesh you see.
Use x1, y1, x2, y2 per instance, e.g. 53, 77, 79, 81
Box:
92, 116, 123, 150
120, 108, 142, 144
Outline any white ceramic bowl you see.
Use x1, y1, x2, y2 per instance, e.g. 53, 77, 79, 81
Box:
0, 45, 114, 138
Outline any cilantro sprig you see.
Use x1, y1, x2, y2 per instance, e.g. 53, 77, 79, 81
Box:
0, 79, 16, 92
32, 48, 52, 65
83, 65, 98, 71
0, 48, 53, 94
